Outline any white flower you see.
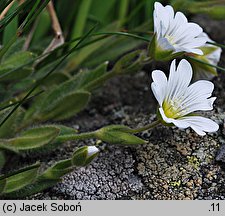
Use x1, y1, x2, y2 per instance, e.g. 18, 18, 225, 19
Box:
153, 2, 207, 56
191, 33, 222, 80
87, 146, 99, 157
151, 59, 219, 136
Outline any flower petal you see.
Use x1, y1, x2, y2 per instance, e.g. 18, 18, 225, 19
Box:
167, 59, 192, 101
159, 107, 219, 136
153, 2, 207, 55
181, 97, 216, 115
178, 80, 215, 115
176, 116, 219, 136
172, 59, 193, 99
159, 107, 174, 124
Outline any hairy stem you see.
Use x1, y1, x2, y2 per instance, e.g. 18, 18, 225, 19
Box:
55, 131, 97, 142
129, 120, 161, 134
55, 120, 161, 143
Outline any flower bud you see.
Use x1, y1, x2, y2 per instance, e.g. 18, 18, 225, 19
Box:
95, 125, 146, 145
72, 146, 99, 167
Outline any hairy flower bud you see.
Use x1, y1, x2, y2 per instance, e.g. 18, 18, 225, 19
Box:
72, 146, 99, 167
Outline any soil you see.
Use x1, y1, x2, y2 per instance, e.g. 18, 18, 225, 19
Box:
27, 15, 225, 200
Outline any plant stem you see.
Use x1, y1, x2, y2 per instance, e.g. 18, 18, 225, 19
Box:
56, 120, 161, 143
187, 56, 225, 73
0, 0, 15, 20
55, 131, 96, 142
47, 1, 63, 39
129, 119, 161, 134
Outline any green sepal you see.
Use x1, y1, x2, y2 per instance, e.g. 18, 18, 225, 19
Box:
95, 125, 146, 145
72, 146, 99, 167
148, 33, 173, 61
41, 159, 73, 180
148, 33, 184, 61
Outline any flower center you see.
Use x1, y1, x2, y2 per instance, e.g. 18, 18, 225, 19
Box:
165, 35, 175, 45
162, 99, 182, 119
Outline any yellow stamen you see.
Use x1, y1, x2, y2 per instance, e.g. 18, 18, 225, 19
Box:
163, 100, 182, 119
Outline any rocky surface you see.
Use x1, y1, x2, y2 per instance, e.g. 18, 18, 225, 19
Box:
29, 15, 225, 200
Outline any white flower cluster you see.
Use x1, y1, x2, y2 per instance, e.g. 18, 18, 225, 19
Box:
151, 2, 221, 136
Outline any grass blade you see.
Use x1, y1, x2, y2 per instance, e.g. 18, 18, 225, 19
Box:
118, 0, 129, 27
71, 0, 93, 46
0, 0, 33, 31
207, 41, 225, 49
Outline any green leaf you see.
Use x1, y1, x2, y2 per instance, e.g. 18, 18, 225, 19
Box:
41, 72, 70, 87
1, 163, 40, 194
0, 51, 35, 81
38, 91, 91, 121
2, 37, 25, 60
35, 62, 106, 122
0, 107, 24, 138
112, 49, 146, 75
1, 126, 60, 151
0, 143, 18, 154
0, 24, 97, 129
72, 61, 108, 89
2, 178, 58, 198
37, 125, 78, 150
56, 125, 78, 136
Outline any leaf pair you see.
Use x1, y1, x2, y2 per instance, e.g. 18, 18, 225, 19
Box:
0, 145, 99, 198
23, 61, 108, 124
0, 125, 77, 153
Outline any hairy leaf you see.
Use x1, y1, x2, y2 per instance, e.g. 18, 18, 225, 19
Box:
1, 126, 60, 151
38, 91, 91, 121
1, 163, 40, 194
